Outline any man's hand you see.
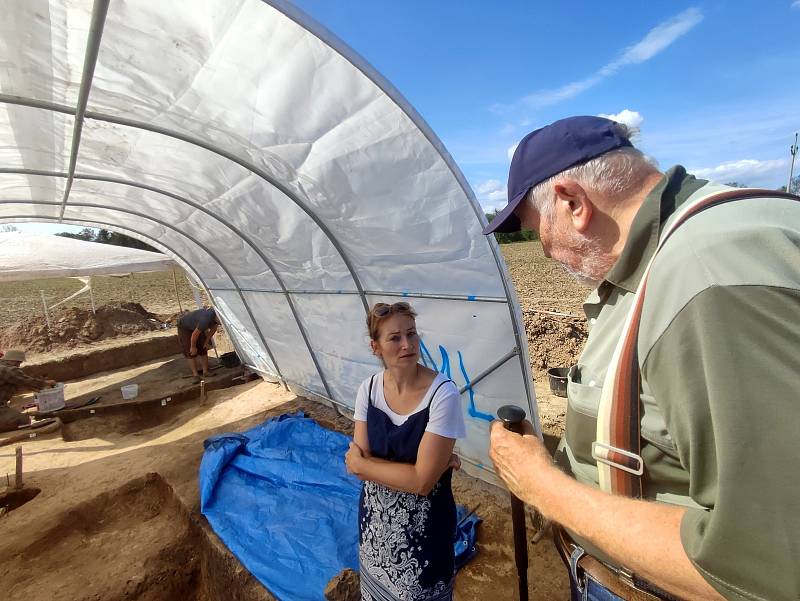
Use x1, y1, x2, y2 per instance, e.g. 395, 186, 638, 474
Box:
189, 346, 197, 357
45, 379, 57, 388
345, 441, 365, 478
489, 420, 554, 507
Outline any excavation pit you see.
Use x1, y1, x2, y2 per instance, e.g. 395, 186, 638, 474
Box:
0, 488, 41, 515
1, 473, 271, 601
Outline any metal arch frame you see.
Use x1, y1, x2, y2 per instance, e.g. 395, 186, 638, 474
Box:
262, 0, 537, 427
5, 210, 520, 416
0, 93, 370, 315
205, 287, 508, 303
0, 198, 287, 385
1, 0, 536, 423
0, 206, 519, 411
81, 110, 372, 314
0, 213, 269, 369
0, 167, 335, 399
59, 0, 110, 221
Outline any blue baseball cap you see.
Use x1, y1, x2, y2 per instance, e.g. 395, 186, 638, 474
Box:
482, 116, 633, 234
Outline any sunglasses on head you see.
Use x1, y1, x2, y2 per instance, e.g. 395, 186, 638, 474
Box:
371, 302, 411, 317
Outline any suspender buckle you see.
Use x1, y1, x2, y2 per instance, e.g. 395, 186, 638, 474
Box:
592, 441, 644, 476
617, 566, 636, 588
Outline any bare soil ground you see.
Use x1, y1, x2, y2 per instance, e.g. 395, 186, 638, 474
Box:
0, 381, 570, 600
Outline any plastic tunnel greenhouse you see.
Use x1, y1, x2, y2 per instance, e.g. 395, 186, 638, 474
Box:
0, 0, 537, 484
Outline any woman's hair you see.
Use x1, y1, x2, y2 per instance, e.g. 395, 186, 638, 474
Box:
366, 302, 417, 341
527, 123, 659, 221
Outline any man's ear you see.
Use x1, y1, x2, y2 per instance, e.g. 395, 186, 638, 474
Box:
370, 340, 379, 356
553, 181, 593, 233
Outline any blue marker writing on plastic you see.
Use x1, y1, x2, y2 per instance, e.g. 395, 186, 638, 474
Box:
458, 350, 494, 422
438, 345, 452, 379
418, 338, 439, 372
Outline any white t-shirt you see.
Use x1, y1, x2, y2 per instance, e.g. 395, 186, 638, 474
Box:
353, 371, 466, 440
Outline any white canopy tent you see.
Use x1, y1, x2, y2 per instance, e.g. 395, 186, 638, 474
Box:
0, 230, 178, 325
0, 231, 175, 281
0, 0, 537, 484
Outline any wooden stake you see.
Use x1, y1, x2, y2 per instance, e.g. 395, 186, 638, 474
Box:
172, 268, 183, 313
14, 446, 22, 490
40, 290, 51, 330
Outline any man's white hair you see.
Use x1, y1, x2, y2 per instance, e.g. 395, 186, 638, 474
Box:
526, 123, 659, 220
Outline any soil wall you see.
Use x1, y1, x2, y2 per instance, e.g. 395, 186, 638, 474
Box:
24, 334, 179, 382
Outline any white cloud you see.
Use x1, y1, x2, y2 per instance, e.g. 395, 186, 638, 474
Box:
510, 8, 702, 111
690, 158, 789, 185
474, 179, 503, 194
598, 109, 645, 142
792, 1, 800, 9
473, 179, 508, 209
597, 109, 644, 130
614, 8, 704, 66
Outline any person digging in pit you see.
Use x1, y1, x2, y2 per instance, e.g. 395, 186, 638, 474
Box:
0, 349, 56, 433
177, 307, 220, 383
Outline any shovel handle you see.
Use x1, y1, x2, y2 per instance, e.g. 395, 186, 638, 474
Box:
497, 405, 529, 601
498, 405, 527, 434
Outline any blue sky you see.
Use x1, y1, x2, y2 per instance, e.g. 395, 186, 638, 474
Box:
16, 0, 800, 234
293, 0, 800, 212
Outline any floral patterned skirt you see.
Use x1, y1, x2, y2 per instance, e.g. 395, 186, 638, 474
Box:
358, 480, 455, 601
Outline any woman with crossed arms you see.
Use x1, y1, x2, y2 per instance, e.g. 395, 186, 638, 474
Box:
345, 302, 466, 601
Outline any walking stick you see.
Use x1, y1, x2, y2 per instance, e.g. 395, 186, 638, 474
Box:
497, 405, 529, 601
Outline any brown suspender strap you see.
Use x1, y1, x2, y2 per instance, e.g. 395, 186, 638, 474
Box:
594, 189, 800, 498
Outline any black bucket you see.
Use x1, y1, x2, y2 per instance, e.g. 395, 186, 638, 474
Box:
546, 367, 569, 398
219, 352, 241, 369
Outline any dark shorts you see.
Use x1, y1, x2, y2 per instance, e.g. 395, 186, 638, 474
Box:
178, 327, 208, 358
0, 403, 31, 432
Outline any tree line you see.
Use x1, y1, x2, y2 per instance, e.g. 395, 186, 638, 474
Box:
55, 228, 158, 252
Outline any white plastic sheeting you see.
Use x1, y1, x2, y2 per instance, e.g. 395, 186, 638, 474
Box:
0, 231, 174, 281
0, 0, 536, 483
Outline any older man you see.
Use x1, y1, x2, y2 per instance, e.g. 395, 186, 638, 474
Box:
484, 116, 800, 601
0, 350, 55, 432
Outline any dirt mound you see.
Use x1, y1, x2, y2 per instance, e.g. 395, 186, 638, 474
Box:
501, 241, 590, 378
524, 311, 587, 375
0, 302, 168, 354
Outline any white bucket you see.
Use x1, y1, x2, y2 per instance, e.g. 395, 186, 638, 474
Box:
121, 384, 139, 400
36, 383, 65, 412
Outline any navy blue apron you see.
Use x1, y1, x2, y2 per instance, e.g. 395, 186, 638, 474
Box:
358, 374, 457, 601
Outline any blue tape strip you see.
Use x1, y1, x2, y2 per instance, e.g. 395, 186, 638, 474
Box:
467, 295, 476, 301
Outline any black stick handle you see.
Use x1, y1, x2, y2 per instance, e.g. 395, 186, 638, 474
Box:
497, 405, 529, 601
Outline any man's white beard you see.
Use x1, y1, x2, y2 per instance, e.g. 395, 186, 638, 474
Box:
560, 262, 602, 288
553, 227, 616, 289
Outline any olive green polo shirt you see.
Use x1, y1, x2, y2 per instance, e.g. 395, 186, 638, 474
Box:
554, 166, 800, 601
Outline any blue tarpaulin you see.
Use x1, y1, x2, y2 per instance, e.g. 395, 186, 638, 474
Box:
199, 412, 479, 601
